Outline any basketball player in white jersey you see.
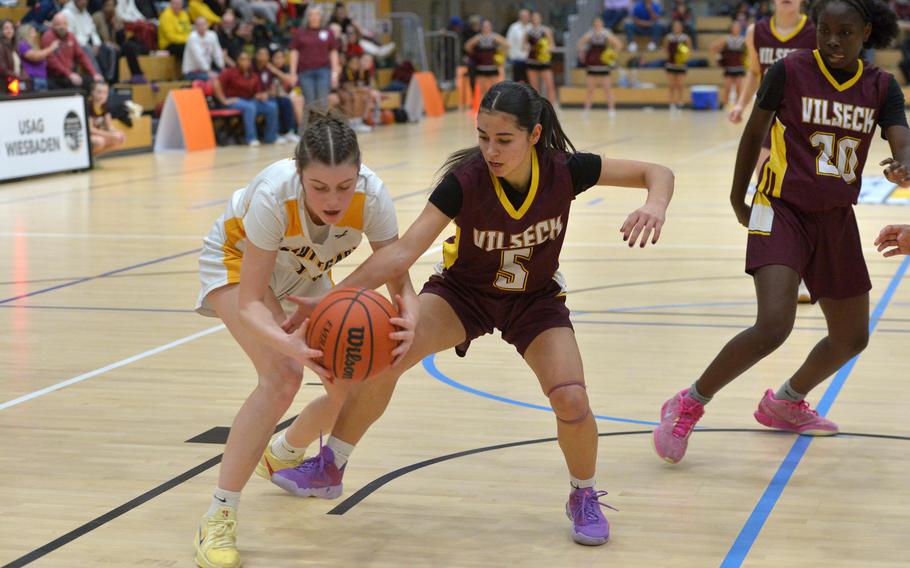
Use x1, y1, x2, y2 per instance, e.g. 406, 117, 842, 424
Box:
192, 111, 418, 568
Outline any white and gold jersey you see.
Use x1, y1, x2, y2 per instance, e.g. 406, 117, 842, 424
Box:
195, 159, 398, 316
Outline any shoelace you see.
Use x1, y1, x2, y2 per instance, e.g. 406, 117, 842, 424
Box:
573, 490, 619, 524
295, 433, 328, 475
208, 519, 237, 550
672, 403, 702, 438
794, 399, 818, 416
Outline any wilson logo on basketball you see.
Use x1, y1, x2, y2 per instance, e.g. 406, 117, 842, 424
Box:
342, 327, 365, 379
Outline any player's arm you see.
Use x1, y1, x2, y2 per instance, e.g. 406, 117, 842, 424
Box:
597, 157, 674, 247
607, 31, 623, 51
237, 242, 329, 376
340, 203, 451, 291
465, 34, 480, 53
576, 31, 590, 52
730, 24, 760, 123
495, 34, 510, 50
368, 235, 419, 364
709, 36, 725, 57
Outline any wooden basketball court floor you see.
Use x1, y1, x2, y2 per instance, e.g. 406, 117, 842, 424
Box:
1, 110, 909, 568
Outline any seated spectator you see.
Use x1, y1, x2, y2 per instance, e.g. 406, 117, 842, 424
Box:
602, 0, 632, 32
338, 52, 379, 132
212, 50, 277, 146
63, 0, 118, 81
22, 0, 64, 32
269, 49, 305, 132
115, 0, 157, 52
93, 0, 147, 83
624, 0, 665, 52
88, 81, 126, 155
1, 19, 19, 91
43, 12, 102, 90
183, 16, 222, 80
254, 46, 298, 142
216, 8, 240, 66
188, 0, 220, 27
202, 0, 225, 18
17, 22, 59, 91
159, 0, 191, 61
230, 0, 278, 25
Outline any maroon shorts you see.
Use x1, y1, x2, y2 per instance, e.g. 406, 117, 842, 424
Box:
745, 195, 871, 302
420, 272, 573, 356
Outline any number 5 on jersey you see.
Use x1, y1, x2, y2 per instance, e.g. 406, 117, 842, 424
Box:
495, 247, 532, 291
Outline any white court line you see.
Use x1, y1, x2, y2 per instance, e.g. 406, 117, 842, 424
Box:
0, 324, 225, 411
0, 232, 202, 240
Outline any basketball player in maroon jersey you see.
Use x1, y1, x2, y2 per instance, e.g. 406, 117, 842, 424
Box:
653, 0, 910, 464
274, 81, 675, 546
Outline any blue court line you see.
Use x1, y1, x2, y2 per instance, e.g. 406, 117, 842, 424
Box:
587, 197, 604, 206
421, 354, 659, 427
0, 248, 200, 306
0, 305, 194, 314
720, 256, 910, 568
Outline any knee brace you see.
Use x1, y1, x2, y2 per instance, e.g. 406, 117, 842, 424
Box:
546, 381, 590, 424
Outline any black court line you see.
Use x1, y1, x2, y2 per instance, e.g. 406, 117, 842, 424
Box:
6, 427, 910, 567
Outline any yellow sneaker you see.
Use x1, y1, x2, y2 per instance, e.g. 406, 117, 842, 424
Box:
195, 506, 241, 568
254, 443, 306, 481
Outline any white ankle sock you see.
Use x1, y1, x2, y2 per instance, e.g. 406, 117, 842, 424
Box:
271, 432, 307, 461
326, 436, 355, 468
208, 488, 241, 516
570, 475, 596, 489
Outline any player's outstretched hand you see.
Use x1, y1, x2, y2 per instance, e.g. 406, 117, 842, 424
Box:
389, 293, 418, 366
281, 294, 322, 333
287, 318, 331, 379
620, 203, 665, 248
874, 224, 910, 257
881, 158, 910, 188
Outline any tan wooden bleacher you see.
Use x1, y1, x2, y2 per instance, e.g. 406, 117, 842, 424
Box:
119, 54, 180, 82
114, 80, 191, 112
111, 115, 152, 153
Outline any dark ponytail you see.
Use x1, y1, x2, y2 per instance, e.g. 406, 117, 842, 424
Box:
811, 0, 899, 49
436, 81, 576, 182
294, 108, 361, 171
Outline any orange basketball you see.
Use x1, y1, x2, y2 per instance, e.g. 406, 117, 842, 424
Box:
306, 288, 399, 381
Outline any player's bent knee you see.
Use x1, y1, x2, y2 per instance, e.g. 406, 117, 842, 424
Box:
546, 381, 590, 424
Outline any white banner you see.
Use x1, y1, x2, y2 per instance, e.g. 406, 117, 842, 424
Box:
0, 92, 92, 182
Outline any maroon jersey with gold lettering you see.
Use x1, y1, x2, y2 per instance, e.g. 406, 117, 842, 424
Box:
754, 14, 816, 75
440, 147, 573, 294
756, 50, 890, 212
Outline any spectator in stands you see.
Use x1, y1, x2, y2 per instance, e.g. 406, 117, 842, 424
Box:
93, 0, 147, 83
114, 0, 157, 53
216, 8, 240, 66
188, 0, 220, 27
506, 8, 531, 82
254, 46, 299, 141
754, 0, 772, 22
88, 81, 126, 155
670, 1, 696, 47
22, 0, 64, 32
602, 0, 632, 32
624, 0, 665, 52
213, 50, 278, 146
202, 0, 225, 18
0, 19, 20, 90
183, 15, 222, 81
63, 0, 118, 82
338, 50, 379, 132
269, 49, 305, 132
230, 0, 278, 25
16, 22, 59, 91
43, 12, 102, 90
159, 0, 191, 62
289, 4, 339, 126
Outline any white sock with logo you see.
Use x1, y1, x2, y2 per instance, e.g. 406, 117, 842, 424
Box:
570, 475, 596, 490
271, 432, 307, 462
207, 488, 241, 516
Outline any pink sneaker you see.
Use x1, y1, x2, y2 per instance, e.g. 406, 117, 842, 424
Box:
652, 389, 705, 464
754, 389, 838, 436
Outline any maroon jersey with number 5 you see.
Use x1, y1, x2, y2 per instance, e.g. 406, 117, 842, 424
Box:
440, 147, 574, 294
757, 50, 891, 213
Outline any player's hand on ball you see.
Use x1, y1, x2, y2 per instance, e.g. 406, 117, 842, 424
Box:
389, 293, 418, 365
287, 318, 331, 379
874, 224, 910, 257
881, 158, 910, 188
620, 203, 665, 248
282, 294, 322, 333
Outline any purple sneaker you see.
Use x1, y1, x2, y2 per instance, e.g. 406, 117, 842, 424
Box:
565, 487, 616, 546
271, 443, 345, 499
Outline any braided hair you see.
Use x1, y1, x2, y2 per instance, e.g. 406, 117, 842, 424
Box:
810, 0, 899, 49
437, 81, 575, 182
295, 109, 361, 171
